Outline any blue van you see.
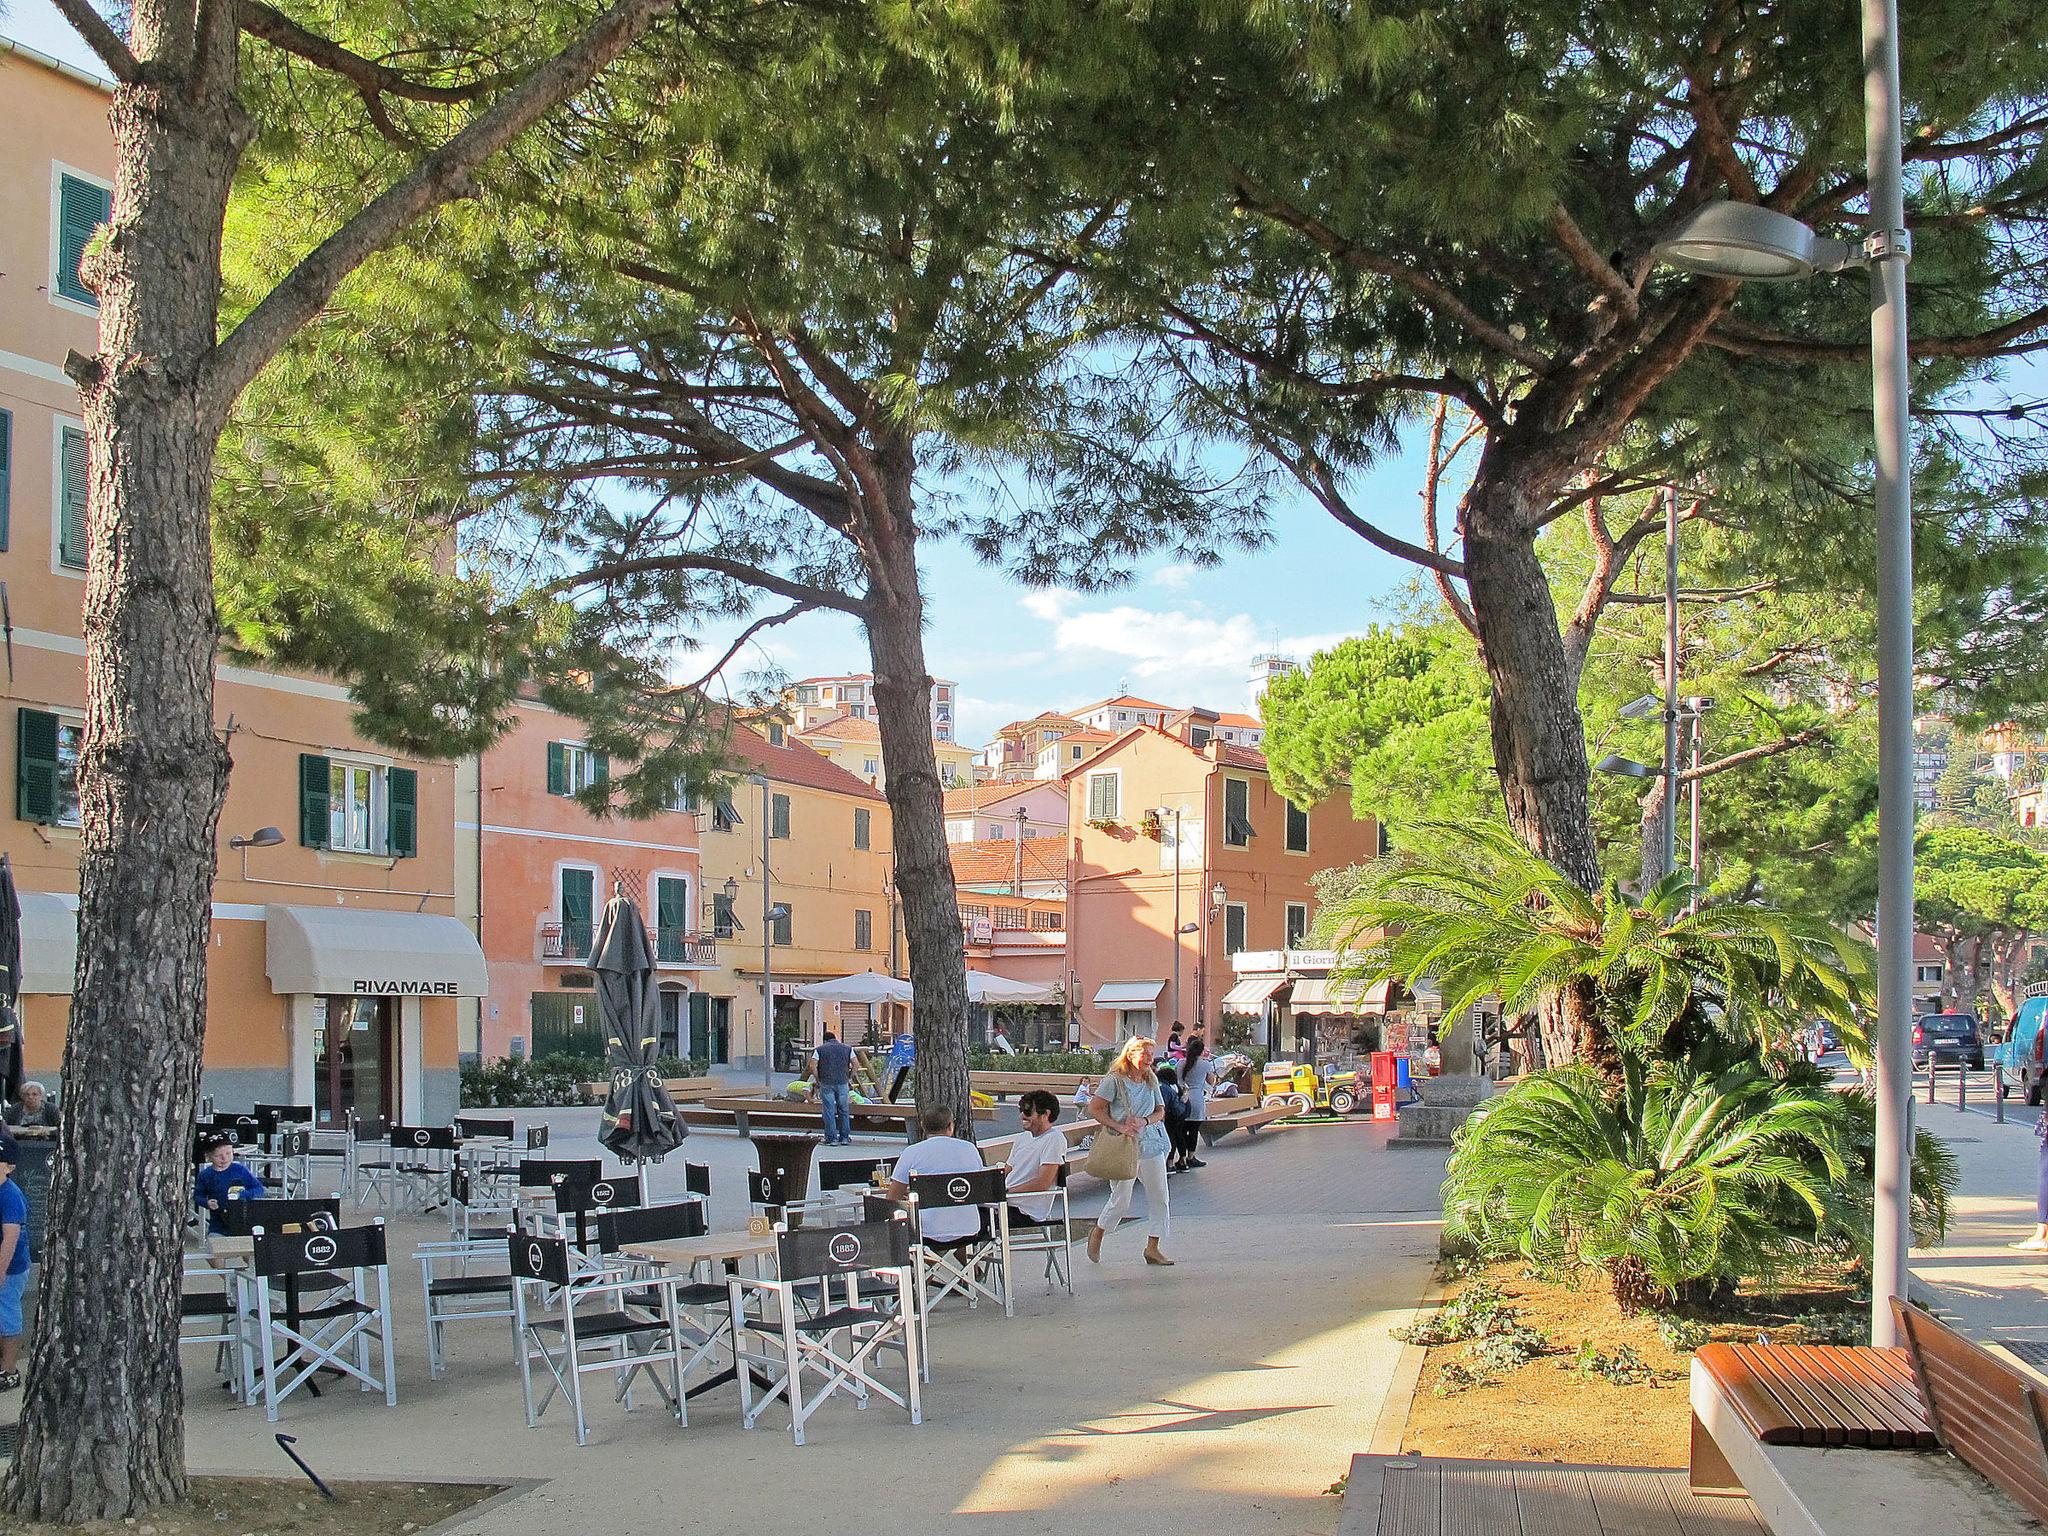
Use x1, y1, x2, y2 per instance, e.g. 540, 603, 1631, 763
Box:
1993, 994, 2048, 1105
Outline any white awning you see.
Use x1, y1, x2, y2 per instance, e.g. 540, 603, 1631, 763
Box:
265, 903, 487, 997
791, 971, 914, 1005
1091, 979, 1165, 1010
1289, 976, 1392, 1015
17, 892, 78, 995
1220, 976, 1286, 1014
966, 971, 1059, 1004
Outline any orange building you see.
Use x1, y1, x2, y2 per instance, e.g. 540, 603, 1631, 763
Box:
0, 42, 481, 1123
460, 702, 711, 1063
1064, 728, 1379, 1044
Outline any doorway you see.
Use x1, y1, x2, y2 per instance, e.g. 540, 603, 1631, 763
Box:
315, 996, 396, 1126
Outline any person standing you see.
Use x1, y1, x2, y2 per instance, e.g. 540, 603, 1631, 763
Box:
1177, 1036, 1212, 1171
0, 1133, 32, 1390
1165, 1022, 1186, 1067
2013, 1109, 2048, 1253
1086, 1036, 1174, 1267
812, 1029, 856, 1147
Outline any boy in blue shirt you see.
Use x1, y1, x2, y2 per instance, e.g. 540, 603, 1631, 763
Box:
193, 1132, 265, 1236
0, 1132, 31, 1391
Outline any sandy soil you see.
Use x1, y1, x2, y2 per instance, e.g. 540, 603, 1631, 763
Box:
7, 1478, 499, 1536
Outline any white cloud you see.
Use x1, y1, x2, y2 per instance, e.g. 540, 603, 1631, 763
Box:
1150, 563, 1198, 591
1018, 589, 1075, 622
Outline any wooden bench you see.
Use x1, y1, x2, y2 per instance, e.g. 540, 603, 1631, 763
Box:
971, 1070, 1091, 1101
579, 1073, 726, 1102
1690, 1299, 2045, 1535
1196, 1102, 1291, 1146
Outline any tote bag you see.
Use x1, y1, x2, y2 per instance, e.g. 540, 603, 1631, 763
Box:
1084, 1076, 1141, 1181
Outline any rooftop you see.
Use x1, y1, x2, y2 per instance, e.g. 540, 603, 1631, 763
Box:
942, 781, 1065, 816
1073, 694, 1176, 715
727, 719, 887, 801
950, 837, 1066, 886
797, 715, 882, 742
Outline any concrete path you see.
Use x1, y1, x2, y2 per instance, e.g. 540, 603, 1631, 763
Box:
181, 1116, 1446, 1536
1906, 1088, 2048, 1355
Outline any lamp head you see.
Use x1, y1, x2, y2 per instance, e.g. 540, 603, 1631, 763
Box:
1209, 881, 1227, 909
1653, 201, 1860, 281
230, 826, 285, 849
1616, 695, 1662, 721
722, 876, 740, 900
1595, 754, 1656, 779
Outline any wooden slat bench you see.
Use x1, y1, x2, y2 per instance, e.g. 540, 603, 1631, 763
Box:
1196, 1102, 1291, 1146
970, 1070, 1092, 1101
1690, 1299, 2045, 1535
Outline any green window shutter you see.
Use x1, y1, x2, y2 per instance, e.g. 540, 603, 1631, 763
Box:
298, 753, 330, 848
386, 766, 417, 858
546, 741, 568, 795
55, 175, 111, 307
16, 708, 60, 824
592, 751, 609, 784
1285, 800, 1309, 852
656, 877, 687, 932
773, 905, 792, 946
0, 408, 12, 552
58, 426, 89, 569
854, 807, 871, 850
771, 793, 791, 839
1088, 774, 1116, 820
560, 868, 594, 924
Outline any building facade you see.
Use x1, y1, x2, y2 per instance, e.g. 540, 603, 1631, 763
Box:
787, 672, 959, 743
942, 780, 1067, 843
1, 43, 480, 1124
794, 711, 972, 789
1063, 728, 1379, 1045
1070, 694, 1174, 734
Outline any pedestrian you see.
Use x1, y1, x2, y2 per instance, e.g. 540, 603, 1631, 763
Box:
1166, 1022, 1186, 1067
1086, 1035, 1174, 1267
1158, 1064, 1192, 1173
2, 1082, 57, 1129
0, 1132, 31, 1390
1072, 1077, 1095, 1112
885, 1031, 915, 1102
811, 1029, 856, 1146
2013, 1109, 2048, 1254
193, 1131, 265, 1236
1178, 1035, 1212, 1170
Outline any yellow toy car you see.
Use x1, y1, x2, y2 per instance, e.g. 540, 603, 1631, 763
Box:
1261, 1060, 1365, 1116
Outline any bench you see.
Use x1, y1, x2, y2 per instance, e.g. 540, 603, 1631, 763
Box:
1690, 1299, 2045, 1535
1196, 1102, 1291, 1146
579, 1073, 726, 1102
977, 1117, 1096, 1170
971, 1070, 1092, 1101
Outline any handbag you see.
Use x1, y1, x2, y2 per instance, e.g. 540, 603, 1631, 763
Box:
1084, 1077, 1141, 1181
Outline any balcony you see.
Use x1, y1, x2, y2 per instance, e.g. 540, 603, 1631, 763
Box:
657, 929, 717, 966
540, 920, 594, 963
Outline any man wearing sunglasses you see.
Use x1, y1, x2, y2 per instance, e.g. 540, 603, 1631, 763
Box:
1004, 1091, 1067, 1223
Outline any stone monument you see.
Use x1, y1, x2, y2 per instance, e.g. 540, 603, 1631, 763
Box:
1390, 1005, 1493, 1147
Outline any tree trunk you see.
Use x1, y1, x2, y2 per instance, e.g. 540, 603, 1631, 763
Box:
1, 15, 242, 1519
860, 444, 973, 1139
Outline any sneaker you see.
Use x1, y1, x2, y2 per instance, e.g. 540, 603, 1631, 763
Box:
1185, 1157, 1206, 1168
0, 1370, 21, 1392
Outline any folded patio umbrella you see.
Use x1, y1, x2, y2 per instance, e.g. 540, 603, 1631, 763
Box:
592, 887, 684, 1162
0, 854, 23, 1106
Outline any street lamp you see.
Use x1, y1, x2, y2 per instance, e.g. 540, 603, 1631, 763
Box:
748, 772, 779, 1088
1649, 0, 1914, 1348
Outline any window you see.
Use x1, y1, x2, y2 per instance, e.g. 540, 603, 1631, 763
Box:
545, 741, 607, 797
1071, 745, 1084, 761
16, 708, 83, 827
654, 876, 691, 961
1915, 964, 1944, 984
1285, 800, 1310, 853
989, 823, 1004, 839
1030, 909, 1063, 931
996, 906, 1027, 928
1285, 902, 1310, 949
1023, 827, 1038, 839
0, 408, 11, 551
1086, 772, 1119, 822
1224, 777, 1254, 847
54, 170, 111, 309
1117, 711, 1128, 723
959, 903, 992, 922
558, 867, 596, 957
854, 807, 871, 850
57, 424, 89, 570
1190, 725, 1211, 747
863, 758, 879, 777
295, 753, 416, 857
1224, 902, 1249, 955
771, 905, 793, 947
712, 891, 741, 938
712, 794, 740, 832
855, 908, 874, 950
766, 721, 785, 746
667, 778, 694, 814
771, 792, 791, 839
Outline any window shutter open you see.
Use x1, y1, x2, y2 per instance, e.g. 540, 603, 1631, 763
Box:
0, 408, 12, 552
16, 708, 60, 823
656, 877, 686, 933
298, 753, 330, 848
386, 766, 417, 858
56, 175, 111, 307
58, 426, 89, 569
546, 741, 568, 796
592, 751, 609, 784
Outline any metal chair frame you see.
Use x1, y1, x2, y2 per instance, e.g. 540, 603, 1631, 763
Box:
416, 1232, 518, 1378
1003, 1161, 1076, 1295
248, 1218, 398, 1422
510, 1232, 688, 1446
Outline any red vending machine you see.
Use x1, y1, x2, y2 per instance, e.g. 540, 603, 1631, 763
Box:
1371, 1051, 1398, 1120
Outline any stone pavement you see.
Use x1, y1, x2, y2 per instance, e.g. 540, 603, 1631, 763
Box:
177, 1114, 1446, 1535
1907, 1088, 2048, 1357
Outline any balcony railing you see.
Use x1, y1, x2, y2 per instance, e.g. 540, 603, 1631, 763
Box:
540, 920, 595, 963
657, 928, 717, 966
542, 920, 715, 965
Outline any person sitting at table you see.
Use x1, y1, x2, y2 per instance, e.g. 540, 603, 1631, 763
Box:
1004, 1091, 1068, 1223
886, 1107, 984, 1243
2, 1082, 57, 1129
193, 1131, 265, 1236
0, 1133, 31, 1392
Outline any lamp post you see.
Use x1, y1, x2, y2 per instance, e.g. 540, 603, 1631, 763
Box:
1650, 0, 1914, 1346
748, 772, 788, 1089
1207, 879, 1227, 1045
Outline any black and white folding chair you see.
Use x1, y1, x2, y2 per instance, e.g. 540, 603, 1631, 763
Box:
218, 1194, 341, 1240
526, 1124, 551, 1153
248, 1220, 398, 1422
593, 1203, 739, 1392
746, 1169, 792, 1226
554, 1172, 644, 1251
416, 1224, 518, 1378
350, 1118, 396, 1209
1005, 1161, 1076, 1295
903, 1168, 1012, 1378
730, 1218, 922, 1446
791, 1157, 890, 1222
509, 1232, 687, 1445
247, 1125, 312, 1199
180, 1260, 253, 1401
456, 1114, 516, 1141
684, 1161, 711, 1200
448, 1162, 519, 1242
389, 1124, 460, 1213
516, 1157, 601, 1221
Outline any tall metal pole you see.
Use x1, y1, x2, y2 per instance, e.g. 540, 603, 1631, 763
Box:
1865, 0, 1916, 1348
1688, 709, 1705, 914
759, 775, 775, 1090
1661, 486, 1681, 880
1170, 808, 1183, 1035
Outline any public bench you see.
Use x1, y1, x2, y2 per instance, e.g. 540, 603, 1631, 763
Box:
578, 1073, 726, 1103
971, 1070, 1091, 1101
1196, 1102, 1291, 1146
1689, 1298, 2045, 1535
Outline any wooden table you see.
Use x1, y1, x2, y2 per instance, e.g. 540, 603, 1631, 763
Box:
620, 1231, 779, 1269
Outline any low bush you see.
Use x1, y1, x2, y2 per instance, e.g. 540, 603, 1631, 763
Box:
1466, 1322, 1549, 1373
1565, 1341, 1656, 1386
966, 1049, 1109, 1073
460, 1052, 708, 1108
1394, 1278, 1514, 1346
1654, 1314, 1712, 1353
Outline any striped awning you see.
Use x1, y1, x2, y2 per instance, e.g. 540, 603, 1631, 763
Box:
1288, 976, 1392, 1015
1220, 976, 1286, 1014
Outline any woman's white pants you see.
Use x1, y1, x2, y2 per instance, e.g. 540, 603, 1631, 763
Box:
1096, 1151, 1171, 1241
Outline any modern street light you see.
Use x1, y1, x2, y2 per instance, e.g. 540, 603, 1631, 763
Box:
1649, 0, 1914, 1347
747, 772, 784, 1088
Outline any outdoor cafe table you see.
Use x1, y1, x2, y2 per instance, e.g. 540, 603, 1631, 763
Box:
202, 1234, 332, 1405
616, 1230, 781, 1400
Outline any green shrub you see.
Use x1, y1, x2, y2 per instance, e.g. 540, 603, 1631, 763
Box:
1394, 1278, 1514, 1345
966, 1049, 1109, 1073
1466, 1323, 1549, 1373
1566, 1341, 1655, 1385
461, 1052, 711, 1108
1791, 1307, 1867, 1344
1655, 1314, 1712, 1352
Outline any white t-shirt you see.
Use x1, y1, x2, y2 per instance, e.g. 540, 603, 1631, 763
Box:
891, 1134, 986, 1242
1003, 1128, 1068, 1221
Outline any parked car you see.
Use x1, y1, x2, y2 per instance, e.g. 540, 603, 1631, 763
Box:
1912, 1011, 1984, 1071
1994, 996, 2048, 1105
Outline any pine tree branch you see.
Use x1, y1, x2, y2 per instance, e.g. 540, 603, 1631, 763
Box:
49, 0, 140, 84
1704, 306, 2048, 363
205, 0, 680, 420
549, 552, 867, 618
1680, 728, 1832, 783
674, 601, 813, 692
1548, 202, 1641, 325
1421, 398, 1481, 638
236, 2, 502, 102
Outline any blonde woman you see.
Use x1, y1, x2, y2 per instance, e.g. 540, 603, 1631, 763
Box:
1086, 1036, 1174, 1266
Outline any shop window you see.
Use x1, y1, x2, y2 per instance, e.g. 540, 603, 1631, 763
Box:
16, 707, 83, 827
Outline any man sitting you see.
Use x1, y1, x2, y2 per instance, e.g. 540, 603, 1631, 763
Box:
886, 1107, 985, 1244
1003, 1091, 1068, 1224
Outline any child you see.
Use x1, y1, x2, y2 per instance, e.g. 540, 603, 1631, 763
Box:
0, 1133, 31, 1391
193, 1131, 265, 1236
1072, 1077, 1095, 1112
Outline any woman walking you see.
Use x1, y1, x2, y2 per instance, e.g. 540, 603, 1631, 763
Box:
2014, 1108, 2048, 1253
1176, 1036, 1212, 1171
1087, 1036, 1174, 1266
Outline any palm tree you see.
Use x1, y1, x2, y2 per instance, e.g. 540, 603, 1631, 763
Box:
1318, 821, 1872, 1071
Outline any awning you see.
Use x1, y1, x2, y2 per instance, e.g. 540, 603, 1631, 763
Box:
265, 903, 487, 997
1289, 976, 1392, 1015
1091, 979, 1165, 1010
791, 971, 913, 1005
18, 892, 78, 995
1220, 976, 1286, 1014
966, 972, 1059, 1004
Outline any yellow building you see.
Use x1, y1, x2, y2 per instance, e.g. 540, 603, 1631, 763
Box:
695, 725, 896, 1070
0, 41, 482, 1123
792, 711, 973, 790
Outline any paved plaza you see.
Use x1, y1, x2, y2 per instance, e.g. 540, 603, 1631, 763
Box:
173, 1114, 1445, 1535
1906, 1089, 2048, 1357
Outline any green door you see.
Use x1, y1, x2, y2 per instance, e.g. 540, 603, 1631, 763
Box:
559, 868, 595, 959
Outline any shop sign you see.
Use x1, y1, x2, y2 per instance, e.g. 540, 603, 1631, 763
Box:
350, 979, 461, 996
